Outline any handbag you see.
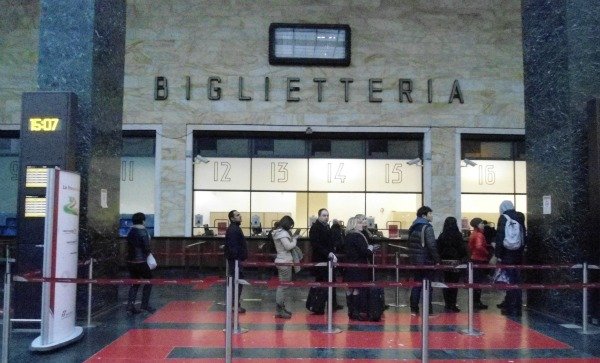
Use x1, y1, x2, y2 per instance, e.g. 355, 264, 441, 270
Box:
492, 268, 509, 284
147, 253, 157, 270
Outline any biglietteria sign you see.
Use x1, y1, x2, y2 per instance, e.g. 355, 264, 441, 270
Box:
154, 76, 464, 104
31, 168, 83, 351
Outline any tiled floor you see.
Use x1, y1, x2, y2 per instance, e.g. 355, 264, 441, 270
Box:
7, 269, 600, 362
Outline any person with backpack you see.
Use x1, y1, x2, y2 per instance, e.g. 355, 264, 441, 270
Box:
494, 200, 526, 317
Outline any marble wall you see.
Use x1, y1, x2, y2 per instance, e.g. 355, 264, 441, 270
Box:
122, 0, 525, 235
522, 0, 600, 322
0, 1, 525, 236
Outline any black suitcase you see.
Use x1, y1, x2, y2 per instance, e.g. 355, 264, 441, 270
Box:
306, 287, 327, 314
365, 287, 385, 321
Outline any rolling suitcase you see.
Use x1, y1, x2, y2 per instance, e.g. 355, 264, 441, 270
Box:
306, 287, 327, 314
365, 286, 385, 321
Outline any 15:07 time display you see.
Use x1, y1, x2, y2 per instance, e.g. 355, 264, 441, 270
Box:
29, 117, 61, 132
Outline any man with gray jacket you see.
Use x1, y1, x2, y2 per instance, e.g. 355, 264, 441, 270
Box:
408, 206, 440, 315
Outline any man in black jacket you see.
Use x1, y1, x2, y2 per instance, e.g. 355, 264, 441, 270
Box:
225, 210, 248, 313
408, 206, 440, 315
309, 208, 342, 311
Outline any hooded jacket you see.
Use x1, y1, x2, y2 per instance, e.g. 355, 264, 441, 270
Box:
408, 217, 440, 265
494, 201, 526, 263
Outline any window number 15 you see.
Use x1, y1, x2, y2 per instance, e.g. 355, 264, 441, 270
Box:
385, 163, 403, 184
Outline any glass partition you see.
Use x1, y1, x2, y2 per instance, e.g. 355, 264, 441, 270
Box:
0, 134, 19, 236
192, 134, 423, 236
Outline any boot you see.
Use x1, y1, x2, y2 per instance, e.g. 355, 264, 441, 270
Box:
346, 295, 353, 319
275, 304, 291, 319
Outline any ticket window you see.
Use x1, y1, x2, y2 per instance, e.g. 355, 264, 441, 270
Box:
192, 135, 423, 237
460, 138, 526, 233
0, 134, 19, 236
119, 132, 156, 236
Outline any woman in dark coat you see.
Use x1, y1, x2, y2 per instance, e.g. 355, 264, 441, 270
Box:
436, 216, 467, 312
343, 215, 374, 320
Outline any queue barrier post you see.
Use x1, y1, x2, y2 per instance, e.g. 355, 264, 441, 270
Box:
460, 262, 482, 336
2, 245, 15, 363
421, 278, 430, 363
387, 244, 408, 308
233, 260, 248, 334
321, 260, 342, 334
224, 275, 233, 363
84, 258, 97, 328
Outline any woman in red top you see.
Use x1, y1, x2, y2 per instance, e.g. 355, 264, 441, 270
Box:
468, 218, 490, 310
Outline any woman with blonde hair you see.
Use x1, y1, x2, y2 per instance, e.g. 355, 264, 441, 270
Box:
272, 215, 300, 319
343, 215, 375, 320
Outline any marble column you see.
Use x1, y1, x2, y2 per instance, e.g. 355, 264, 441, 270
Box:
522, 0, 600, 321
37, 0, 126, 312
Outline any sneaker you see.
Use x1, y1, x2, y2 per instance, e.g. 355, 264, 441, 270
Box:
140, 306, 156, 313
410, 307, 419, 316
237, 306, 246, 314
334, 304, 344, 311
496, 301, 506, 309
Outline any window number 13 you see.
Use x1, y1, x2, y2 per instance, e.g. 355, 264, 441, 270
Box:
270, 162, 288, 183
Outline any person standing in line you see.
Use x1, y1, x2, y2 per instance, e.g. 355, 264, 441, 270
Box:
408, 206, 441, 316
343, 215, 376, 321
495, 200, 526, 316
468, 217, 490, 310
224, 210, 248, 314
309, 208, 342, 312
436, 216, 467, 313
273, 215, 300, 319
126, 212, 155, 315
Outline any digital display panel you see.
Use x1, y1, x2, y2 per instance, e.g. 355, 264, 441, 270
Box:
28, 117, 61, 132
25, 196, 46, 217
26, 166, 49, 188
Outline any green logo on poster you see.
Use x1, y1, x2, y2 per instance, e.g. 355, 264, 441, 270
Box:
63, 196, 79, 216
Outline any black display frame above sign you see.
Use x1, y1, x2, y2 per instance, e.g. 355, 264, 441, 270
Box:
268, 23, 351, 67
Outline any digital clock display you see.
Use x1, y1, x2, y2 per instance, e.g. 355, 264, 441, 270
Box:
29, 117, 61, 132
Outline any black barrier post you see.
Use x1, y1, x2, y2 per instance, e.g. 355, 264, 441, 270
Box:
225, 276, 233, 363
421, 278, 429, 363
321, 260, 342, 334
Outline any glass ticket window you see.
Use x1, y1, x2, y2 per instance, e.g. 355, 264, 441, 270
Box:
192, 133, 423, 237
119, 131, 156, 236
0, 132, 19, 236
460, 137, 526, 233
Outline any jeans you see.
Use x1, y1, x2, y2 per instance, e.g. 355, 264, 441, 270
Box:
276, 265, 292, 306
410, 268, 435, 309
128, 262, 152, 308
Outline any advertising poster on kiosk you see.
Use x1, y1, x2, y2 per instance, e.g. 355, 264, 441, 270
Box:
31, 168, 83, 351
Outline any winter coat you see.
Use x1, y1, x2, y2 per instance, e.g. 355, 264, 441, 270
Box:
273, 228, 297, 263
494, 209, 525, 264
127, 225, 151, 263
309, 220, 333, 263
408, 217, 440, 265
225, 222, 248, 268
469, 229, 490, 262
437, 230, 467, 261
343, 231, 372, 282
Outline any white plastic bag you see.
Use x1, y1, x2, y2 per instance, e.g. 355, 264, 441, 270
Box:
147, 253, 157, 270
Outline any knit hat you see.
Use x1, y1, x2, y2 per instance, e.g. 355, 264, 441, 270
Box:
470, 218, 483, 229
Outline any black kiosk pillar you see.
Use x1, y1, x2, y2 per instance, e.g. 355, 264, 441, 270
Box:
15, 92, 78, 322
